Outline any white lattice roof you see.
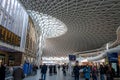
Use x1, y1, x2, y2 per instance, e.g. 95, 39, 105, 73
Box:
20, 0, 120, 57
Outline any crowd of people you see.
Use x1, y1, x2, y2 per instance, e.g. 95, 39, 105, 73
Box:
22, 61, 38, 77
73, 61, 116, 80
0, 61, 116, 80
48, 65, 57, 75
0, 61, 38, 80
40, 63, 68, 80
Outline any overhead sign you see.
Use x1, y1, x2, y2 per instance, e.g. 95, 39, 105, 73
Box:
69, 55, 76, 61
107, 52, 118, 62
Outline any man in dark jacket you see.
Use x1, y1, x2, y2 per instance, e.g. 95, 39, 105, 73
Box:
73, 61, 80, 80
99, 65, 105, 80
41, 64, 47, 80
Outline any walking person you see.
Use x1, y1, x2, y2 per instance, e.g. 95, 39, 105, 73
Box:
106, 65, 115, 80
92, 66, 98, 80
58, 65, 60, 70
23, 61, 29, 77
33, 64, 37, 75
41, 64, 47, 80
83, 64, 91, 80
62, 63, 66, 76
53, 65, 57, 74
49, 65, 52, 75
99, 65, 105, 80
73, 61, 80, 80
13, 66, 25, 80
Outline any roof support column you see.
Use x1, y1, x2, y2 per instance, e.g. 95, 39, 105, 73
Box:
35, 35, 45, 67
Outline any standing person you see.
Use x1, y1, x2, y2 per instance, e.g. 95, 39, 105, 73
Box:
23, 61, 29, 77
0, 63, 6, 80
40, 65, 42, 69
41, 64, 47, 80
53, 65, 57, 74
13, 66, 25, 80
9, 66, 14, 76
49, 65, 52, 75
99, 65, 105, 80
92, 66, 97, 80
73, 61, 80, 80
83, 64, 91, 80
58, 65, 60, 70
106, 65, 115, 80
62, 63, 66, 76
28, 63, 33, 75
33, 64, 37, 75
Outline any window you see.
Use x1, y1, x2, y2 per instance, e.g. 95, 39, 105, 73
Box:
10, 0, 14, 16
1, 0, 6, 8
6, 0, 10, 12
0, 10, 3, 24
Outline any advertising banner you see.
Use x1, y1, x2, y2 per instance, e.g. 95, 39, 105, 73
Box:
69, 55, 76, 61
107, 52, 118, 62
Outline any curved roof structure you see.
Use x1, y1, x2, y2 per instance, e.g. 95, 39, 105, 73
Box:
20, 0, 120, 57
28, 10, 67, 38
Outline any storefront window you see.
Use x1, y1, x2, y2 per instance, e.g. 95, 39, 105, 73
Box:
1, 0, 6, 8
3, 13, 8, 27
0, 54, 5, 65
6, 0, 10, 12
7, 17, 11, 30
8, 55, 15, 66
9, 0, 14, 16
13, 0, 18, 17
0, 0, 2, 5
0, 9, 3, 24
1, 13, 5, 26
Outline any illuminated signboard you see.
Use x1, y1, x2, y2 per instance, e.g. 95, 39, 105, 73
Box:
0, 25, 21, 46
107, 52, 118, 62
69, 55, 76, 61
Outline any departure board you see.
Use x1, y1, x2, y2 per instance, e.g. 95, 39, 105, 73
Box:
0, 25, 21, 46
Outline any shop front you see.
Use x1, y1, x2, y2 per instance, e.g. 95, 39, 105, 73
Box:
107, 52, 119, 76
0, 53, 5, 65
0, 50, 22, 66
118, 54, 120, 76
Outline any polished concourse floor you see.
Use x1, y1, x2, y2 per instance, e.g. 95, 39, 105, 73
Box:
24, 69, 84, 80
23, 69, 120, 80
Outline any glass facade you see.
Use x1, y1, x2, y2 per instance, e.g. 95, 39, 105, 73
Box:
28, 10, 67, 64
0, 0, 28, 52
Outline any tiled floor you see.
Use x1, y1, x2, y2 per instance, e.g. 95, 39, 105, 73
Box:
23, 69, 120, 80
24, 69, 84, 80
